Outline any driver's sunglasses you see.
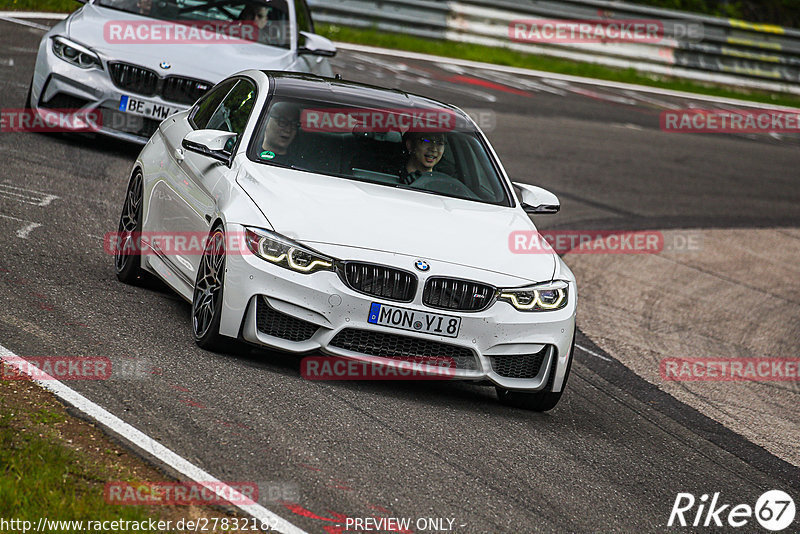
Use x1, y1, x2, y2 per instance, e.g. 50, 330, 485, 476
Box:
255, 12, 267, 19
272, 117, 299, 129
419, 137, 446, 147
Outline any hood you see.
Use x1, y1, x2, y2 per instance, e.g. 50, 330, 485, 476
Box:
236, 163, 556, 284
67, 4, 294, 83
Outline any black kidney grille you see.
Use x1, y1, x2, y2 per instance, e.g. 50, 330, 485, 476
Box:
423, 277, 495, 312
162, 76, 212, 105
488, 346, 549, 379
329, 328, 477, 370
341, 263, 417, 302
109, 62, 158, 96
108, 62, 211, 105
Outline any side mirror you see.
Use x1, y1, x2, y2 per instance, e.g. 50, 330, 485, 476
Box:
181, 129, 237, 166
513, 182, 560, 214
298, 31, 337, 57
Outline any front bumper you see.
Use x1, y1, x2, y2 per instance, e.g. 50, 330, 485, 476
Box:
221, 225, 577, 392
31, 35, 190, 144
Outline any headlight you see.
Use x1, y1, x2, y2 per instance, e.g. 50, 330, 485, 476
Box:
52, 36, 103, 70
244, 228, 335, 274
498, 280, 568, 312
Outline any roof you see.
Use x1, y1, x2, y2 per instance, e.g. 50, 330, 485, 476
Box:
263, 71, 463, 114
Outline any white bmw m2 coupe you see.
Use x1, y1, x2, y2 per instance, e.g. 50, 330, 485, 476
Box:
113, 70, 577, 411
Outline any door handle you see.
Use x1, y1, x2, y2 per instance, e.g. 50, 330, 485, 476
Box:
174, 148, 184, 163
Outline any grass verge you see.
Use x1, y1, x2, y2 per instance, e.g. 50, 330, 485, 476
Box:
0, 364, 255, 533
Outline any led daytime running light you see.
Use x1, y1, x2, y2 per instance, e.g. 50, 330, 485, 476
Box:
287, 247, 332, 272
246, 228, 334, 274
499, 281, 568, 312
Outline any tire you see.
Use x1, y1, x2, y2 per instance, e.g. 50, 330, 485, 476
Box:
114, 170, 144, 284
496, 328, 576, 412
192, 226, 229, 351
25, 80, 33, 109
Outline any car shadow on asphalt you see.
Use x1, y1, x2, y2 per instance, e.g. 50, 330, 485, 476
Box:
215, 343, 556, 419
45, 131, 143, 160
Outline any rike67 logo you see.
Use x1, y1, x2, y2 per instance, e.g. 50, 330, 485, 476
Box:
668, 490, 796, 531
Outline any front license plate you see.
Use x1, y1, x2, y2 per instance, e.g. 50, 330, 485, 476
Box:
119, 95, 180, 120
367, 303, 461, 338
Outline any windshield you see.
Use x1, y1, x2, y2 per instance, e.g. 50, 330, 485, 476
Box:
247, 97, 512, 206
96, 0, 291, 49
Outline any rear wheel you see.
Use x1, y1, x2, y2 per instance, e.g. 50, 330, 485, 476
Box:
192, 227, 229, 351
114, 171, 144, 284
496, 328, 575, 412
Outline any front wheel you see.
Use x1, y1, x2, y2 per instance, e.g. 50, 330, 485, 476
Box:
496, 328, 575, 412
114, 171, 144, 284
192, 227, 229, 351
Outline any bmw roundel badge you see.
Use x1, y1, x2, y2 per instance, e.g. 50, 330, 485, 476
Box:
414, 259, 430, 272
159, 61, 171, 70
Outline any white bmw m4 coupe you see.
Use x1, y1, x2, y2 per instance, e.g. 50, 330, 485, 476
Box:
113, 70, 578, 411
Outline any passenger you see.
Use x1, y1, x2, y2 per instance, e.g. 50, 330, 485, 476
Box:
258, 102, 301, 165
238, 4, 269, 43
238, 4, 286, 45
398, 132, 447, 184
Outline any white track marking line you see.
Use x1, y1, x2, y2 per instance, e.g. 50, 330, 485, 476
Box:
16, 221, 41, 239
0, 11, 67, 19
0, 15, 51, 30
0, 344, 309, 534
0, 213, 41, 239
0, 58, 14, 67
622, 90, 683, 110
0, 183, 60, 206
406, 75, 498, 102
576, 344, 612, 362
440, 64, 566, 95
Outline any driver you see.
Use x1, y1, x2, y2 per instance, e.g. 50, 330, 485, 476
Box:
259, 102, 301, 164
399, 131, 446, 184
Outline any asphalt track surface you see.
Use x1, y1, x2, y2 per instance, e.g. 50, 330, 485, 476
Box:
1, 17, 799, 534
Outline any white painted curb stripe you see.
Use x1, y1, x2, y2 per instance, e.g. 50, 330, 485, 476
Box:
1, 11, 797, 110
0, 14, 53, 30
0, 344, 308, 534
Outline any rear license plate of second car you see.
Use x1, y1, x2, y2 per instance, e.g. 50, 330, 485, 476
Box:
367, 303, 461, 338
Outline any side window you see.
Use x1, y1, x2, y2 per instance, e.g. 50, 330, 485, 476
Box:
452, 134, 504, 202
204, 80, 257, 136
294, 0, 313, 35
190, 80, 236, 129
